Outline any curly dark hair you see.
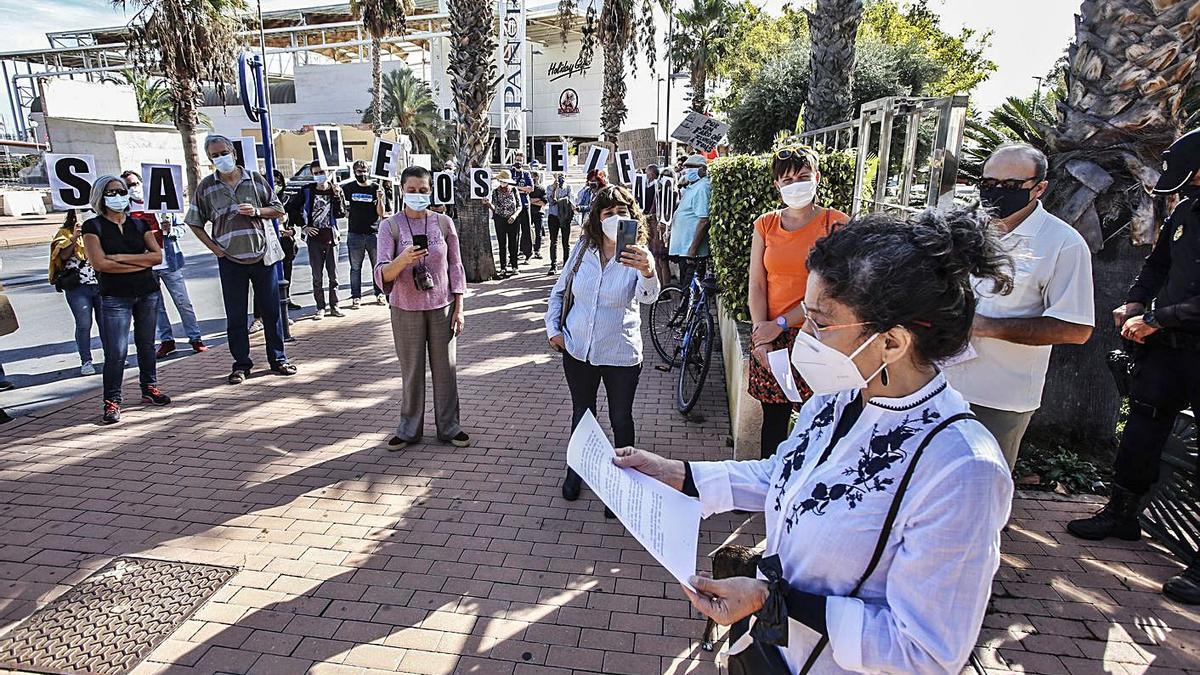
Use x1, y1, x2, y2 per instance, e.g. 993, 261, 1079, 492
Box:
581, 184, 648, 251
806, 207, 1014, 365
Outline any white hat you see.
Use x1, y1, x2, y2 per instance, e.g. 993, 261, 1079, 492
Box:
683, 154, 708, 168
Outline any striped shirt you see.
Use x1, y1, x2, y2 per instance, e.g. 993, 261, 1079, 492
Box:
545, 240, 660, 367
185, 169, 283, 263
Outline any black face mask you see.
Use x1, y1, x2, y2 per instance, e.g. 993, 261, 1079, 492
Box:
979, 186, 1034, 219
355, 173, 368, 183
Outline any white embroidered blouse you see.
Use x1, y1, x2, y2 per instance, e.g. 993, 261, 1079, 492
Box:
691, 373, 1013, 674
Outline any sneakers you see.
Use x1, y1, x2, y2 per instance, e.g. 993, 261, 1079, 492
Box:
249, 319, 264, 334
287, 301, 303, 311
270, 361, 298, 376
80, 362, 95, 376
141, 385, 171, 406
190, 340, 209, 353
448, 431, 471, 448
387, 435, 418, 451
156, 340, 176, 359
312, 311, 324, 321
1066, 484, 1143, 541
103, 399, 121, 424
498, 266, 510, 278
350, 298, 361, 310
375, 294, 386, 305
228, 369, 249, 385
534, 252, 543, 259
328, 307, 345, 318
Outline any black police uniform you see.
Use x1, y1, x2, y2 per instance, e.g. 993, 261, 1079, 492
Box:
1115, 190, 1200, 495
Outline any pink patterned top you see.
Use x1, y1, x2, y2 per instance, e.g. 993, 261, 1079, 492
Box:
374, 210, 467, 312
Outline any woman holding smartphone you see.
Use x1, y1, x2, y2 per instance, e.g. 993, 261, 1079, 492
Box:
544, 185, 658, 517
375, 166, 470, 451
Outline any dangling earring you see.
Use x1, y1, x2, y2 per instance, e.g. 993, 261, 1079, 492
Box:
881, 366, 890, 387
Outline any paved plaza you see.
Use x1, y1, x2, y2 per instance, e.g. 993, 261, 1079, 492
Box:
1, 264, 1200, 674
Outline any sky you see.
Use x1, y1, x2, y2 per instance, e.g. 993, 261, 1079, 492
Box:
4, 0, 1079, 120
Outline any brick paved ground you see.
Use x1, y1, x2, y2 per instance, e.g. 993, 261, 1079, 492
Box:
1, 261, 1199, 674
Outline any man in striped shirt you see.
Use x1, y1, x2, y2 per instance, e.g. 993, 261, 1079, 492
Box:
186, 134, 298, 384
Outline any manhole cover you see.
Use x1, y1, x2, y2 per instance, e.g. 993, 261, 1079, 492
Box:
0, 556, 237, 675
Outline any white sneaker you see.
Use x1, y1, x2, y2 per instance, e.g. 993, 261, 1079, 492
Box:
80, 362, 95, 376
313, 311, 324, 321
350, 298, 361, 310
375, 294, 386, 305
248, 319, 264, 334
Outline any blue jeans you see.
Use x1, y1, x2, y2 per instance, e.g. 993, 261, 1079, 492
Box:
347, 232, 380, 299
156, 269, 202, 343
218, 258, 287, 371
99, 293, 158, 403
64, 283, 100, 364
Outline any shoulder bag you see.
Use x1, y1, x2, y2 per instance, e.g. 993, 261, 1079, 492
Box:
722, 412, 977, 675
558, 239, 590, 332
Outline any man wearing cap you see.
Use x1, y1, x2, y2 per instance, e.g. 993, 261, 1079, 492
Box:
668, 154, 712, 289
944, 142, 1095, 470
1068, 129, 1200, 605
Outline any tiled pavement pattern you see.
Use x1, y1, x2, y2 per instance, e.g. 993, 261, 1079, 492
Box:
0, 258, 1199, 674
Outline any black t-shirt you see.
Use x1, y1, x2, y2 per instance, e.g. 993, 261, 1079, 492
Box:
530, 185, 546, 218
81, 215, 158, 297
343, 181, 381, 234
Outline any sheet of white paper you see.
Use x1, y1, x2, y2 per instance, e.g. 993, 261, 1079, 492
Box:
938, 342, 978, 369
566, 410, 701, 590
767, 348, 803, 402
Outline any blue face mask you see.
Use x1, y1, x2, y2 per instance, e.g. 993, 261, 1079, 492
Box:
685, 168, 701, 182
404, 193, 431, 212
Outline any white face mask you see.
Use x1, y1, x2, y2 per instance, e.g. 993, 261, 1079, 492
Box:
104, 195, 130, 212
790, 329, 884, 396
128, 185, 144, 203
780, 180, 816, 209
314, 174, 329, 186
212, 153, 237, 174
404, 193, 431, 212
601, 214, 622, 241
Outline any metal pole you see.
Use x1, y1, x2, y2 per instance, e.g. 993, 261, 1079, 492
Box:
249, 53, 293, 341
664, 0, 674, 148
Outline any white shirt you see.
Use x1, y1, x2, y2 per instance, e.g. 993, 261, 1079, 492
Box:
944, 202, 1094, 412
691, 374, 1012, 674
544, 240, 660, 366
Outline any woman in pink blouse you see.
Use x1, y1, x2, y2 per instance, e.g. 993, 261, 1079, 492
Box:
375, 166, 470, 450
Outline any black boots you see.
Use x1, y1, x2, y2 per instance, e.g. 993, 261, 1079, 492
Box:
1164, 559, 1200, 605
562, 468, 582, 501
1066, 484, 1144, 541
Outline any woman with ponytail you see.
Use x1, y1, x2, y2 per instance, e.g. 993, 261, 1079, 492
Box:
615, 207, 1015, 674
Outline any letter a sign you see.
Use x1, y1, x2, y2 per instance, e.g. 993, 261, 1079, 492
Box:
314, 126, 345, 170
140, 163, 185, 213
46, 154, 96, 210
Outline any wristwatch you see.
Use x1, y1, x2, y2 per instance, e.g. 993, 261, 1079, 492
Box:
1144, 310, 1160, 328
775, 316, 789, 330
253, 207, 261, 218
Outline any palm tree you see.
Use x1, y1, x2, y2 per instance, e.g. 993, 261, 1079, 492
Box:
448, 0, 498, 281
803, 0, 863, 132
961, 95, 1055, 181
1036, 0, 1200, 443
116, 0, 245, 194
669, 0, 739, 115
369, 68, 446, 160
123, 70, 173, 124
349, 0, 412, 138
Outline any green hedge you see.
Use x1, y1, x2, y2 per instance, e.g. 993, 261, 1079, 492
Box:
708, 149, 856, 321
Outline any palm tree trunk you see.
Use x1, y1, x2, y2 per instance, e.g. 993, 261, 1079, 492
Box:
448, 0, 498, 281
176, 78, 202, 196
803, 0, 863, 132
372, 35, 384, 137
690, 59, 706, 114
601, 40, 628, 144
1035, 0, 1200, 446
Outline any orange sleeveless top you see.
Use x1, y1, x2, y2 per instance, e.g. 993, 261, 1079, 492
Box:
755, 208, 850, 318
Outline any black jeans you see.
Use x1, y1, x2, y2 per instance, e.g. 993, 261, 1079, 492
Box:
1114, 345, 1200, 495
563, 352, 641, 448
761, 402, 793, 460
494, 216, 519, 269
518, 209, 533, 260
548, 214, 571, 267
307, 241, 339, 310
99, 292, 158, 403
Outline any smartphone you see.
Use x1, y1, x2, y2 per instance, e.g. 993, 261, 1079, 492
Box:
615, 218, 639, 264
411, 234, 429, 251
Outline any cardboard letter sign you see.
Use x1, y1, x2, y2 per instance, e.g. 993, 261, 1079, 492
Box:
670, 111, 730, 153
615, 150, 636, 186
433, 171, 455, 205
583, 145, 610, 177
633, 173, 646, 210
47, 154, 96, 210
547, 142, 568, 173
140, 163, 184, 213
371, 138, 398, 180
314, 126, 345, 170
657, 176, 678, 226
232, 137, 259, 170
470, 168, 492, 200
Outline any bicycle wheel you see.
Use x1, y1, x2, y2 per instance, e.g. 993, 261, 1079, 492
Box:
676, 306, 715, 414
650, 285, 688, 366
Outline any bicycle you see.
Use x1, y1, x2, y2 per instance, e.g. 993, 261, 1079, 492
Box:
648, 258, 716, 414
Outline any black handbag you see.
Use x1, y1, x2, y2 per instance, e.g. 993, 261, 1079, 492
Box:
53, 265, 82, 293
723, 412, 976, 675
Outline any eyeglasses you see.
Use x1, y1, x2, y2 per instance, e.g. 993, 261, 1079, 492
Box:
102, 188, 129, 197
977, 176, 1042, 190
801, 300, 867, 342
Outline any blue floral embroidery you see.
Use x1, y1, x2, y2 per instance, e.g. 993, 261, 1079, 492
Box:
784, 407, 941, 531
773, 397, 838, 513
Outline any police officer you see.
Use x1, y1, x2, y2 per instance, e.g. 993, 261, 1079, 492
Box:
1067, 128, 1200, 605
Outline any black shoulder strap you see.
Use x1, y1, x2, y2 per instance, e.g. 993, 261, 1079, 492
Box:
798, 412, 976, 674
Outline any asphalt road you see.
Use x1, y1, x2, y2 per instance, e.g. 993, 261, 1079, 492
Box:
0, 228, 365, 420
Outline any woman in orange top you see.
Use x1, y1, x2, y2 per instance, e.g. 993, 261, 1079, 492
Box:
747, 147, 850, 458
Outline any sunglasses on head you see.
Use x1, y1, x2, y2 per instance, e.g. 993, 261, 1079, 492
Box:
103, 188, 129, 197
775, 146, 815, 161
978, 176, 1042, 190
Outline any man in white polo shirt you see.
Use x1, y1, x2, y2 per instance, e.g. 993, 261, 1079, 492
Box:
945, 143, 1095, 470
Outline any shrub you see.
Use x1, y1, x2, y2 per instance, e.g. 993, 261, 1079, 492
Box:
708, 148, 857, 321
